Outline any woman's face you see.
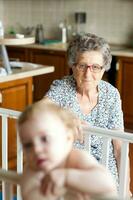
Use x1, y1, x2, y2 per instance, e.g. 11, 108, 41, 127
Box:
72, 51, 105, 91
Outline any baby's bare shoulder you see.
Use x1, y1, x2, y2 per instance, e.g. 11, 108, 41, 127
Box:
68, 149, 100, 169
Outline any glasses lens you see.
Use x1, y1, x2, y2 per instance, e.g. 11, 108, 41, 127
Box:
77, 63, 103, 73
92, 65, 103, 72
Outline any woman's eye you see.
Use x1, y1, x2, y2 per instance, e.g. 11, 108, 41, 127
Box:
93, 65, 98, 69
79, 64, 86, 68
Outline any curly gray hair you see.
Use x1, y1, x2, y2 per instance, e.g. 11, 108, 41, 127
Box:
67, 33, 112, 71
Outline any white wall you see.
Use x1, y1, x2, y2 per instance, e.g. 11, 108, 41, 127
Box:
0, 0, 4, 22
2, 0, 133, 45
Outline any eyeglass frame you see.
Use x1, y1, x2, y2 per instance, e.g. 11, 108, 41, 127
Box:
75, 63, 104, 73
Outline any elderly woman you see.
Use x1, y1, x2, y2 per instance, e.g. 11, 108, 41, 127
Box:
45, 33, 128, 190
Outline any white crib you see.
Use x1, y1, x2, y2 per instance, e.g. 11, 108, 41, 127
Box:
0, 107, 133, 200
0, 108, 22, 200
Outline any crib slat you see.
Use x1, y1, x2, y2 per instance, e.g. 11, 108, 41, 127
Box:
101, 137, 111, 168
2, 115, 9, 200
2, 115, 8, 169
2, 182, 13, 200
17, 186, 22, 200
17, 131, 23, 173
119, 141, 129, 198
84, 132, 91, 152
1, 109, 22, 200
17, 131, 23, 200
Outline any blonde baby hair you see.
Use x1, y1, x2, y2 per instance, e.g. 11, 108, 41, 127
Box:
18, 99, 78, 138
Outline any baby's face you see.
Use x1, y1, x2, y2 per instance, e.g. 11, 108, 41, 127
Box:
18, 112, 72, 172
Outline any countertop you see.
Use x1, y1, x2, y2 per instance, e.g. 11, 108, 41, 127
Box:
10, 42, 67, 52
0, 64, 54, 83
111, 49, 133, 57
0, 36, 35, 45
13, 42, 133, 58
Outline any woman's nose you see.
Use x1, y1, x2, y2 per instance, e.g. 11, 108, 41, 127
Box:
85, 66, 92, 75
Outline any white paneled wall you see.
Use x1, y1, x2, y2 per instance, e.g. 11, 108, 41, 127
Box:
1, 0, 133, 45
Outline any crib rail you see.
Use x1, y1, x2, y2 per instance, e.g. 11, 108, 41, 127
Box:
0, 108, 22, 200
0, 169, 21, 200
0, 107, 133, 199
84, 125, 133, 199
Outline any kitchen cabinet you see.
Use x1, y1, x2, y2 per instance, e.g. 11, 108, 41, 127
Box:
6, 46, 28, 61
0, 77, 32, 169
116, 56, 133, 192
29, 48, 69, 101
7, 46, 69, 102
116, 56, 133, 130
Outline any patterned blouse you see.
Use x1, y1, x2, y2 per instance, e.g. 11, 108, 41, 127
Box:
46, 75, 124, 188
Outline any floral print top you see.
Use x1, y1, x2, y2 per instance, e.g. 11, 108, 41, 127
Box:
46, 75, 124, 188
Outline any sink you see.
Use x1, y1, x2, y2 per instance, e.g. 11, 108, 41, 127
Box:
0, 67, 7, 76
0, 62, 41, 77
10, 61, 39, 69
40, 39, 61, 45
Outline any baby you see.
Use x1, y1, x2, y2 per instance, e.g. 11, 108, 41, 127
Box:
18, 99, 117, 200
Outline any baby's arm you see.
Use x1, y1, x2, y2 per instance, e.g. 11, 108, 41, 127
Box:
64, 149, 117, 198
41, 149, 117, 199
20, 168, 57, 200
20, 168, 43, 200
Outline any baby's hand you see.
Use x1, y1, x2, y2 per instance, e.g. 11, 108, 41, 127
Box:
41, 169, 67, 197
20, 169, 44, 200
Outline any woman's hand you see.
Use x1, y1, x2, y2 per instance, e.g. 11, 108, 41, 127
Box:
74, 118, 88, 144
41, 169, 67, 197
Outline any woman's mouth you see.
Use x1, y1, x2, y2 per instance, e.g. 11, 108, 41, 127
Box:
84, 79, 92, 82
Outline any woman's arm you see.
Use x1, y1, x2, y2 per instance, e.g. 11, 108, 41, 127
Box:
107, 89, 131, 194
113, 138, 131, 196
112, 139, 122, 174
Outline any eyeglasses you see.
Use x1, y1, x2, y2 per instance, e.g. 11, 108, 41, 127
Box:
76, 63, 104, 73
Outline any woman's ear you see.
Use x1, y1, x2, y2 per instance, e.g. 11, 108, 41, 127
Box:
71, 67, 74, 74
72, 63, 77, 70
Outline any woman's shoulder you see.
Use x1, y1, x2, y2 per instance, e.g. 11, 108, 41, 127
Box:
45, 75, 76, 104
99, 80, 120, 96
48, 75, 76, 93
53, 75, 74, 85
